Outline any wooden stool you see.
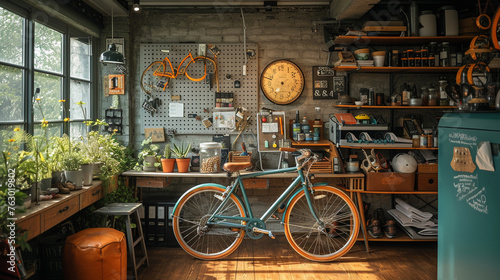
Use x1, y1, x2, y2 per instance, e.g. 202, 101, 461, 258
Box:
94, 203, 149, 280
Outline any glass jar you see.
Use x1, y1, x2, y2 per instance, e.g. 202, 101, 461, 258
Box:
428, 42, 439, 66
390, 91, 402, 106
438, 80, 449, 105
421, 86, 429, 105
428, 88, 438, 105
439, 42, 451, 67
200, 142, 222, 173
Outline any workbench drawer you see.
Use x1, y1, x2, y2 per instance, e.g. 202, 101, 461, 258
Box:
41, 196, 80, 232
17, 215, 41, 241
137, 177, 168, 188
80, 185, 103, 209
242, 178, 268, 189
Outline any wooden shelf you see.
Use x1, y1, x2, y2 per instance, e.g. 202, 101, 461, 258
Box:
333, 105, 457, 109
357, 231, 437, 242
351, 189, 438, 194
333, 66, 460, 73
333, 35, 474, 46
290, 139, 332, 147
340, 144, 438, 150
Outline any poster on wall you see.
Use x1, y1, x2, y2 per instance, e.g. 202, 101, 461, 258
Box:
144, 128, 165, 142
109, 74, 125, 95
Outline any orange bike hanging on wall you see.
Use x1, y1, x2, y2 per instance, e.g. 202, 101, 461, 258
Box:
140, 45, 219, 94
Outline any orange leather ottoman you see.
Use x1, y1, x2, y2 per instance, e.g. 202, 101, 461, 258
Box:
63, 228, 127, 280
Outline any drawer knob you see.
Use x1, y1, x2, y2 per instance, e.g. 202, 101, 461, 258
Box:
59, 206, 69, 213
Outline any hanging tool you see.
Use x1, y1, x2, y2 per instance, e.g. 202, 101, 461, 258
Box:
232, 115, 251, 148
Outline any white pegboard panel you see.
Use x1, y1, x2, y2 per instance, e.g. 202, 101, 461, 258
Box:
140, 43, 258, 134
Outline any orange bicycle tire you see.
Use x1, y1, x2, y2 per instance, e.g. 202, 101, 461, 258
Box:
172, 185, 246, 260
185, 56, 217, 82
283, 186, 360, 262
492, 7, 500, 50
466, 62, 490, 87
456, 64, 468, 85
140, 61, 167, 94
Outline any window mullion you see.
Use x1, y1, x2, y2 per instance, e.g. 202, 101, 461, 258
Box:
25, 12, 34, 135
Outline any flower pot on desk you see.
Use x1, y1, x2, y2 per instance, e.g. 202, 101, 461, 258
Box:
175, 158, 191, 173
65, 170, 83, 189
161, 158, 175, 173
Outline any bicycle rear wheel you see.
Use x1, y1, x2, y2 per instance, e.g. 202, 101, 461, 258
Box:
284, 186, 360, 262
172, 185, 246, 260
185, 56, 216, 82
140, 61, 169, 94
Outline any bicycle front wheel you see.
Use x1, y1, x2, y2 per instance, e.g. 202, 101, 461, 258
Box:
140, 61, 169, 94
185, 56, 216, 82
284, 186, 360, 262
172, 185, 246, 260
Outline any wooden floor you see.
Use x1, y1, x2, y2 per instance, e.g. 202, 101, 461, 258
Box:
137, 237, 437, 280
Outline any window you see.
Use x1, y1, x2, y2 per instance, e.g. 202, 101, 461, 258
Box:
0, 5, 93, 141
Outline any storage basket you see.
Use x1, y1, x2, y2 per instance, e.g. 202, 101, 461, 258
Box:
228, 151, 252, 163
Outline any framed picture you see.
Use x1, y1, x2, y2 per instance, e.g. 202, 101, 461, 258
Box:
144, 128, 165, 143
109, 74, 125, 95
106, 38, 125, 58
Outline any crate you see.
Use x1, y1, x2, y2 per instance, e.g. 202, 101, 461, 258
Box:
365, 171, 415, 192
309, 159, 333, 173
141, 200, 179, 247
242, 178, 268, 189
418, 163, 438, 173
228, 151, 252, 163
349, 177, 365, 191
417, 173, 438, 191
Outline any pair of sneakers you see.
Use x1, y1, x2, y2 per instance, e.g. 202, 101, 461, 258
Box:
367, 208, 397, 239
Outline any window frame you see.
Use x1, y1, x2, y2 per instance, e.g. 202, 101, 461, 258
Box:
0, 2, 95, 137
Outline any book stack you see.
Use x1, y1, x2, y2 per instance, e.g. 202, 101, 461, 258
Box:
387, 198, 438, 239
357, 60, 374, 67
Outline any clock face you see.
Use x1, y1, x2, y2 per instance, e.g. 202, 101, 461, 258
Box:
260, 60, 305, 105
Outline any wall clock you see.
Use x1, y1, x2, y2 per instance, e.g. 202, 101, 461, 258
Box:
260, 60, 305, 105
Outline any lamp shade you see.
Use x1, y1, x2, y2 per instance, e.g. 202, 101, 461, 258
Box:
100, 43, 124, 64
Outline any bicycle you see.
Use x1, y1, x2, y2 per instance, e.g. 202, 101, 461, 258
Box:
140, 48, 218, 94
172, 148, 360, 262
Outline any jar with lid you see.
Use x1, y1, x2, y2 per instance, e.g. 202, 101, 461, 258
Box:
439, 42, 451, 67
200, 142, 222, 173
428, 88, 438, 105
390, 91, 402, 106
438, 79, 449, 105
428, 42, 439, 66
421, 86, 429, 105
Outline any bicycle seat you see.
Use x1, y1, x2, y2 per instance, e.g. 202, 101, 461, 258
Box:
223, 162, 252, 172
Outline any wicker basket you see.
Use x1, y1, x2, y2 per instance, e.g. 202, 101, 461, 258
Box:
228, 151, 252, 163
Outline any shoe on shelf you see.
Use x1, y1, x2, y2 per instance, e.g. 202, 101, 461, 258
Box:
383, 219, 397, 239
367, 219, 382, 238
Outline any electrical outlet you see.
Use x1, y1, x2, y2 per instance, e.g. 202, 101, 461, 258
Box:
198, 44, 206, 56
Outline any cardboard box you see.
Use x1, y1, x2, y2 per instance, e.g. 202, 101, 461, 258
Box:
418, 163, 438, 173
417, 173, 438, 191
365, 171, 415, 192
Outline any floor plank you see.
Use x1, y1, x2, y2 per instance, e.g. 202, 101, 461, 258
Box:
138, 237, 437, 280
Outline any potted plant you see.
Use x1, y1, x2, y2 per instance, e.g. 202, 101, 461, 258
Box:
171, 142, 192, 173
161, 144, 175, 173
135, 137, 161, 172
62, 152, 84, 190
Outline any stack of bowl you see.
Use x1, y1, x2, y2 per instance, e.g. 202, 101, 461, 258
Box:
354, 48, 370, 60
372, 51, 386, 67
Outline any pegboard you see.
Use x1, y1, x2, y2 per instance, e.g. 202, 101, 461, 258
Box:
140, 43, 258, 134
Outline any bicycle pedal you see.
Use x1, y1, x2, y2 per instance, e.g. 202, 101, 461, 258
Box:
271, 214, 280, 220
252, 227, 275, 239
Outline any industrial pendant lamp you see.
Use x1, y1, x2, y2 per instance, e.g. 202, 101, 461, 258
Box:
100, 7, 124, 64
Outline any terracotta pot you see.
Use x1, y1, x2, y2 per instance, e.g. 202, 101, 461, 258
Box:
175, 158, 191, 173
161, 158, 176, 173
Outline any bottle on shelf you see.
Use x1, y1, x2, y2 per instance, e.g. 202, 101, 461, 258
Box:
421, 86, 429, 105
390, 91, 402, 106
313, 107, 321, 141
439, 42, 451, 67
301, 116, 309, 135
402, 83, 411, 105
293, 110, 301, 141
428, 87, 438, 106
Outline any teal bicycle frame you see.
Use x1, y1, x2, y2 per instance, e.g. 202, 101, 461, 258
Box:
206, 166, 325, 232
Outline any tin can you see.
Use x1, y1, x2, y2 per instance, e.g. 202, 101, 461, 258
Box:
420, 135, 428, 147
297, 133, 305, 141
